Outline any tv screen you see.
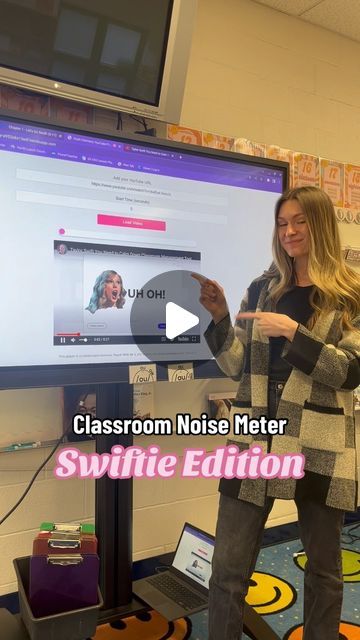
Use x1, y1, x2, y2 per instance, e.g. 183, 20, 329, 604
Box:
0, 114, 287, 389
0, 0, 197, 122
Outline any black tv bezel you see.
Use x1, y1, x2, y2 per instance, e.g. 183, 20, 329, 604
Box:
0, 110, 288, 390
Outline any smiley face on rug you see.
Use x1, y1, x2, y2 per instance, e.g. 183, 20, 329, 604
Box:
283, 621, 360, 640
245, 571, 297, 615
92, 610, 192, 639
294, 549, 360, 583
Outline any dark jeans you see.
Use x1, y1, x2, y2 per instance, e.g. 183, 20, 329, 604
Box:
208, 381, 345, 640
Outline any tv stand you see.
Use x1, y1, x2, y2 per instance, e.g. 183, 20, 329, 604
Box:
95, 381, 135, 613
94, 382, 280, 640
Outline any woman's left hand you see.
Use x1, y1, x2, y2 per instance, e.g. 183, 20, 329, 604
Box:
236, 312, 299, 341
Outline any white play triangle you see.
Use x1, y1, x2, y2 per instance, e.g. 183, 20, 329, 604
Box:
165, 302, 199, 340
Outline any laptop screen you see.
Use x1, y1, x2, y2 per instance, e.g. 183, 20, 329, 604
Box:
172, 524, 215, 589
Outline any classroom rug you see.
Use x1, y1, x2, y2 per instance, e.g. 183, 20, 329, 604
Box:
92, 610, 192, 639
92, 524, 360, 639
190, 523, 360, 640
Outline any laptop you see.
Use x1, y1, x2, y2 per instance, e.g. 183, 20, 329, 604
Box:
133, 522, 215, 620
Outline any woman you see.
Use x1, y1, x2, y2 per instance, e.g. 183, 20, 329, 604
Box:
86, 270, 126, 314
194, 186, 360, 640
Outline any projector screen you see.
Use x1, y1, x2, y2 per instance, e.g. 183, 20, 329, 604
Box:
0, 114, 287, 388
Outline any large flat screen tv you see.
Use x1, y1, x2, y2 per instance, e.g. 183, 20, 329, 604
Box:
0, 113, 288, 389
0, 0, 197, 122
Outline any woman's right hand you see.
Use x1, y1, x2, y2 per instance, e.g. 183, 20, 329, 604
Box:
191, 273, 229, 324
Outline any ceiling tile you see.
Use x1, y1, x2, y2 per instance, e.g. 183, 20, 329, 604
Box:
302, 0, 360, 42
252, 0, 360, 43
252, 0, 325, 16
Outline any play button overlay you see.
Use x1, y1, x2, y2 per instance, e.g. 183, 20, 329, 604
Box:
165, 302, 199, 340
129, 269, 212, 362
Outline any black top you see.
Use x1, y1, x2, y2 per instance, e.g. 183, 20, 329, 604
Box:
269, 285, 314, 381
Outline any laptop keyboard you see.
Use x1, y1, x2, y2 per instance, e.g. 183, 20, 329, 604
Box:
147, 573, 207, 610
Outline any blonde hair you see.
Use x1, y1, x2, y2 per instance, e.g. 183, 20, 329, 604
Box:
267, 186, 360, 331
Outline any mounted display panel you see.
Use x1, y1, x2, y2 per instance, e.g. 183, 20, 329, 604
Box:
0, 0, 197, 123
0, 113, 288, 389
